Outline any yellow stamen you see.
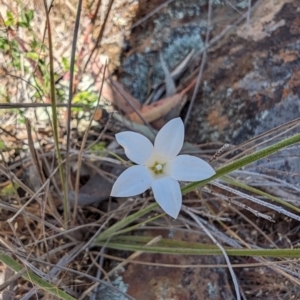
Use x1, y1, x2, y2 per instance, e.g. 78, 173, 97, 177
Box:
155, 164, 163, 171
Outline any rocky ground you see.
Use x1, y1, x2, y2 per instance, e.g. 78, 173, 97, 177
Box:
1, 0, 300, 299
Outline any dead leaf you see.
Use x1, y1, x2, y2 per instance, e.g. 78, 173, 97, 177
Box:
127, 93, 187, 124
127, 79, 195, 126
96, 68, 142, 114
103, 79, 142, 114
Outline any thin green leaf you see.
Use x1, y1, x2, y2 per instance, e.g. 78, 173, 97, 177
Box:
0, 252, 76, 300
25, 52, 39, 61
95, 237, 300, 258
26, 10, 34, 24
95, 203, 158, 242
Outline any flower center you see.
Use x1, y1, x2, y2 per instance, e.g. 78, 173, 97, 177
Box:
155, 164, 163, 171
150, 162, 164, 175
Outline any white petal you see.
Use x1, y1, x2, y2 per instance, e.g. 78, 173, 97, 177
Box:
116, 132, 154, 165
152, 177, 182, 219
111, 165, 152, 197
154, 118, 184, 159
170, 155, 216, 181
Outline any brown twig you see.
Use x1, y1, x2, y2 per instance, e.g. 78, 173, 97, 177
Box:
65, 0, 84, 222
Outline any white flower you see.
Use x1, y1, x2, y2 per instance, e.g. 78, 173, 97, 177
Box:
110, 118, 216, 219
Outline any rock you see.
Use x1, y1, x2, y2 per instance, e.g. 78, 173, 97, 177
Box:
185, 0, 299, 144
101, 230, 235, 300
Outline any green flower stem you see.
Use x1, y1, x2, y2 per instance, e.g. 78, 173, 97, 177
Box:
95, 133, 300, 245
0, 252, 75, 300
182, 132, 300, 194
108, 151, 129, 164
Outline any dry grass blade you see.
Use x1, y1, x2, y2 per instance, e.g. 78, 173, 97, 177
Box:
131, 0, 175, 29
183, 207, 241, 300
203, 186, 274, 222
24, 119, 44, 189
66, 0, 84, 224
81, 0, 114, 74
209, 143, 230, 162
184, 0, 212, 126
72, 63, 108, 222
42, 0, 69, 223
80, 236, 162, 299
213, 181, 300, 222
219, 118, 300, 164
